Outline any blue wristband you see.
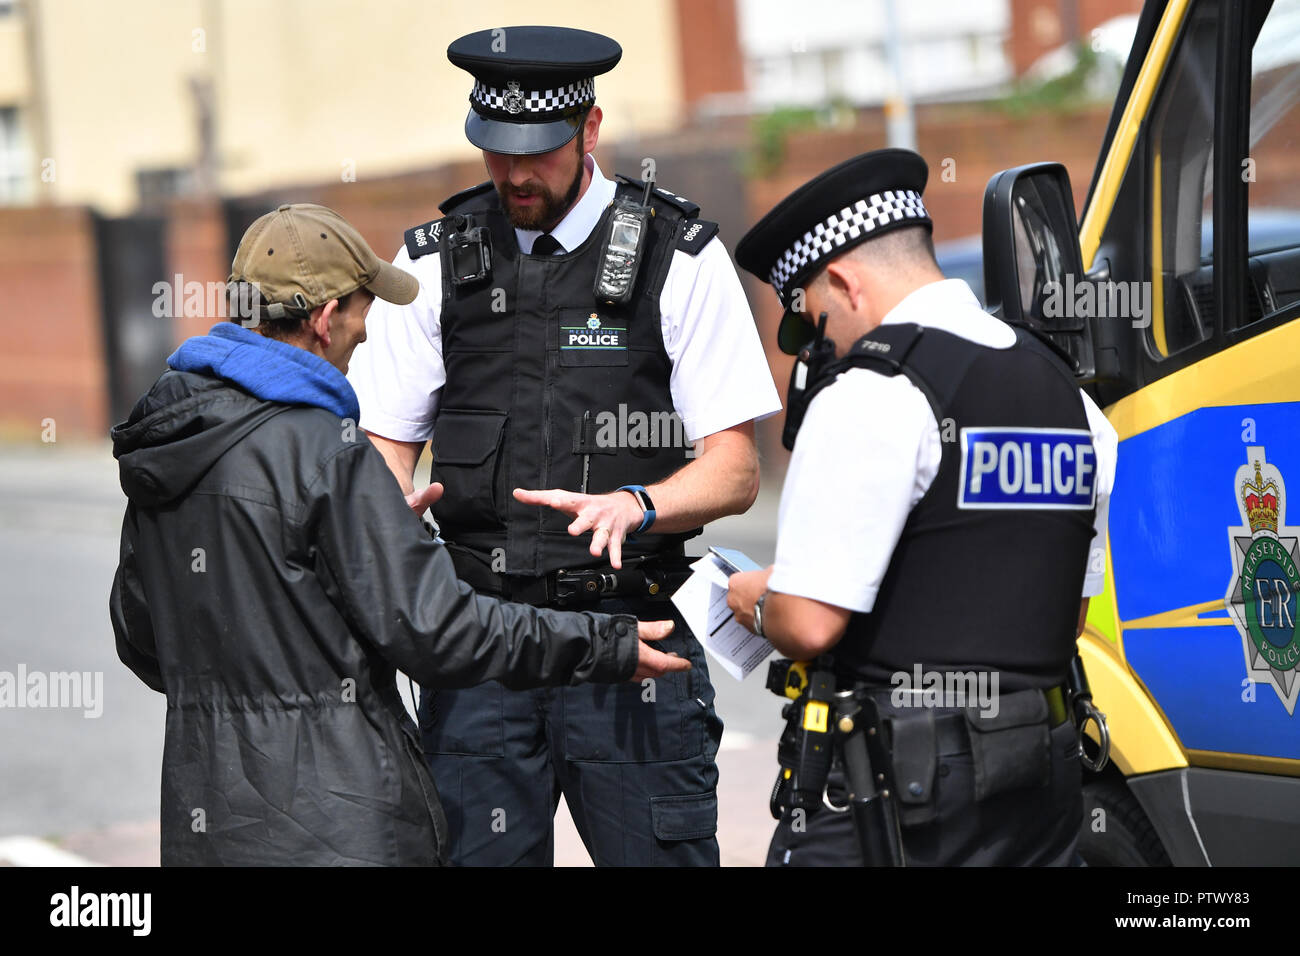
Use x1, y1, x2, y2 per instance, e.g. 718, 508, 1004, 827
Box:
617, 484, 656, 536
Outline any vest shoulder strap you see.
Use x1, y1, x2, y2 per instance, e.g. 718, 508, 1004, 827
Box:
614, 174, 702, 219
1008, 323, 1082, 383
409, 182, 500, 262
437, 180, 495, 215
828, 323, 940, 410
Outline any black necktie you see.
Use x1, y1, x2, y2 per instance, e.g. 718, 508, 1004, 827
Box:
531, 234, 563, 256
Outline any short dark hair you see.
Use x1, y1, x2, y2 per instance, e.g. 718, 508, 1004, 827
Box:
809, 225, 938, 293
226, 283, 366, 341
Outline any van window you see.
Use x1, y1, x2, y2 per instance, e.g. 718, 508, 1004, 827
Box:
1246, 0, 1300, 259
1145, 2, 1218, 357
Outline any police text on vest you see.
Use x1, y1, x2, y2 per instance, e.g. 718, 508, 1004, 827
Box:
958, 428, 1096, 509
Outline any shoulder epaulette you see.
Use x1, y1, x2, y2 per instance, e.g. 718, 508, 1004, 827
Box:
676, 218, 718, 255
403, 217, 447, 261
437, 180, 495, 215
615, 174, 701, 219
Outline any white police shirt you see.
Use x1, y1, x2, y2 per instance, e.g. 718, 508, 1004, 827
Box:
348, 155, 781, 446
768, 278, 1118, 613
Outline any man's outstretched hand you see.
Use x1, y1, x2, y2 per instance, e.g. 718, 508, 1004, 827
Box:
513, 487, 644, 568
633, 619, 690, 681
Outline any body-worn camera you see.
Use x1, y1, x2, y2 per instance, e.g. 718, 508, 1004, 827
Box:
444, 215, 492, 286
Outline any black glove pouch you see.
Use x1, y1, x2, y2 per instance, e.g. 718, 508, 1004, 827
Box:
963, 689, 1051, 802
888, 710, 939, 827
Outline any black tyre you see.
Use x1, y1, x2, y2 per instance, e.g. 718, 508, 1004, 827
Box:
1078, 777, 1172, 866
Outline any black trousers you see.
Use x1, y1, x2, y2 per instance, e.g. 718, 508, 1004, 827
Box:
767, 718, 1083, 866
419, 595, 723, 866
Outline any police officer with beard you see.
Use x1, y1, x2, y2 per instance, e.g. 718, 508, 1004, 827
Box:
348, 27, 781, 866
726, 149, 1118, 866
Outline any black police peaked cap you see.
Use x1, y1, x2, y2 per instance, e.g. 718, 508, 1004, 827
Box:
447, 26, 622, 156
736, 149, 933, 354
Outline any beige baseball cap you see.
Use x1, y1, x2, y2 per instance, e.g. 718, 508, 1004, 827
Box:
230, 203, 418, 316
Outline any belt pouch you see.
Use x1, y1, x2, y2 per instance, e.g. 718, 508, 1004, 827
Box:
889, 710, 939, 826
963, 688, 1050, 801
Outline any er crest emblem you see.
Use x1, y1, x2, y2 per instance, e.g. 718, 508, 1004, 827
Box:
1226, 446, 1300, 715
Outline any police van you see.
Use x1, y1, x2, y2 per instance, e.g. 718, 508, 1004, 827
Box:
980, 0, 1300, 865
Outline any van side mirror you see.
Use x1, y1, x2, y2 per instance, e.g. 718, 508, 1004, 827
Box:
982, 162, 1096, 379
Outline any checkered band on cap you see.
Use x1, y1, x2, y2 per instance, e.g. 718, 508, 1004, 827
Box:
769, 189, 930, 300
471, 77, 596, 116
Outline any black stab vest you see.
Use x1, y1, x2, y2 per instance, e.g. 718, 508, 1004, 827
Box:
807, 323, 1098, 691
425, 180, 703, 576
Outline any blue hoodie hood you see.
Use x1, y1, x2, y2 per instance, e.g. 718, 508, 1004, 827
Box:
166, 322, 360, 422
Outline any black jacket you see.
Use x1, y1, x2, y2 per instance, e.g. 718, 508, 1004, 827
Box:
109, 369, 638, 866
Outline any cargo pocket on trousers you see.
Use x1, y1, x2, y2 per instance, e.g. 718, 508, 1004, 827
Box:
422, 683, 506, 757
964, 689, 1051, 802
430, 410, 507, 528
651, 792, 718, 844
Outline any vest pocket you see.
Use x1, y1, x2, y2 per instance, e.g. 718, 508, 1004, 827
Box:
430, 409, 508, 527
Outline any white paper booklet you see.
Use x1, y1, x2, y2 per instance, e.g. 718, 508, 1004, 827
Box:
670, 547, 775, 680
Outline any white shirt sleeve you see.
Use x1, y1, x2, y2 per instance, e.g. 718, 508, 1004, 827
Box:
1081, 390, 1119, 598
346, 244, 445, 443
768, 369, 940, 613
659, 236, 783, 442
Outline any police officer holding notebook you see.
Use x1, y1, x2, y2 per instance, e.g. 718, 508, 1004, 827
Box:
348, 26, 780, 866
726, 149, 1118, 866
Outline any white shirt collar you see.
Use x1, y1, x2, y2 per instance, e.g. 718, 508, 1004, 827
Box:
877, 278, 1014, 349
515, 154, 616, 255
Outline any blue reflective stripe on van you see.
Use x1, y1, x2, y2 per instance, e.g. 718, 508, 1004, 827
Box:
958, 428, 1097, 509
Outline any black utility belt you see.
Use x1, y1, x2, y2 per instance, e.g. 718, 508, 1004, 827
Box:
448, 546, 693, 608
851, 684, 1071, 823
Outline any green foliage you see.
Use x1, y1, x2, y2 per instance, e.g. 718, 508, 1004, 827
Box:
994, 42, 1105, 117
747, 105, 836, 177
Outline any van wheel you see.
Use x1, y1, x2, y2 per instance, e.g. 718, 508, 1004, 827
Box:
1078, 777, 1171, 866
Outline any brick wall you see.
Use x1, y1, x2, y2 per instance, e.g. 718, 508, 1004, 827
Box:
1008, 0, 1145, 76
0, 206, 106, 440
0, 103, 1119, 442
674, 0, 746, 112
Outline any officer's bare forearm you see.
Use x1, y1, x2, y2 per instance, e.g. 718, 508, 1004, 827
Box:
765, 592, 851, 659
364, 430, 425, 495
643, 422, 760, 532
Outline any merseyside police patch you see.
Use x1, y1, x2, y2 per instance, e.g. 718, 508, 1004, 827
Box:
958, 427, 1097, 510
561, 313, 627, 350
1226, 446, 1300, 715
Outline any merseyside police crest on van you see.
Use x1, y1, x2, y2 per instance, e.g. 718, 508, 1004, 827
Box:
958, 427, 1096, 509
1226, 446, 1300, 716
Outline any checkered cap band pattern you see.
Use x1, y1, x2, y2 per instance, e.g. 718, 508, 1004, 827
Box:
471, 78, 595, 116
769, 190, 930, 299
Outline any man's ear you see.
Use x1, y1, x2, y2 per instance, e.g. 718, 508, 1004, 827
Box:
823, 259, 862, 312
582, 106, 602, 154
308, 299, 339, 349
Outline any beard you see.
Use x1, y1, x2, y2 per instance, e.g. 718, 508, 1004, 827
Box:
497, 146, 586, 232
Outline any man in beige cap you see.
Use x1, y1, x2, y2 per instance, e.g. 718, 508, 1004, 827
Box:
109, 203, 685, 866
225, 203, 423, 372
